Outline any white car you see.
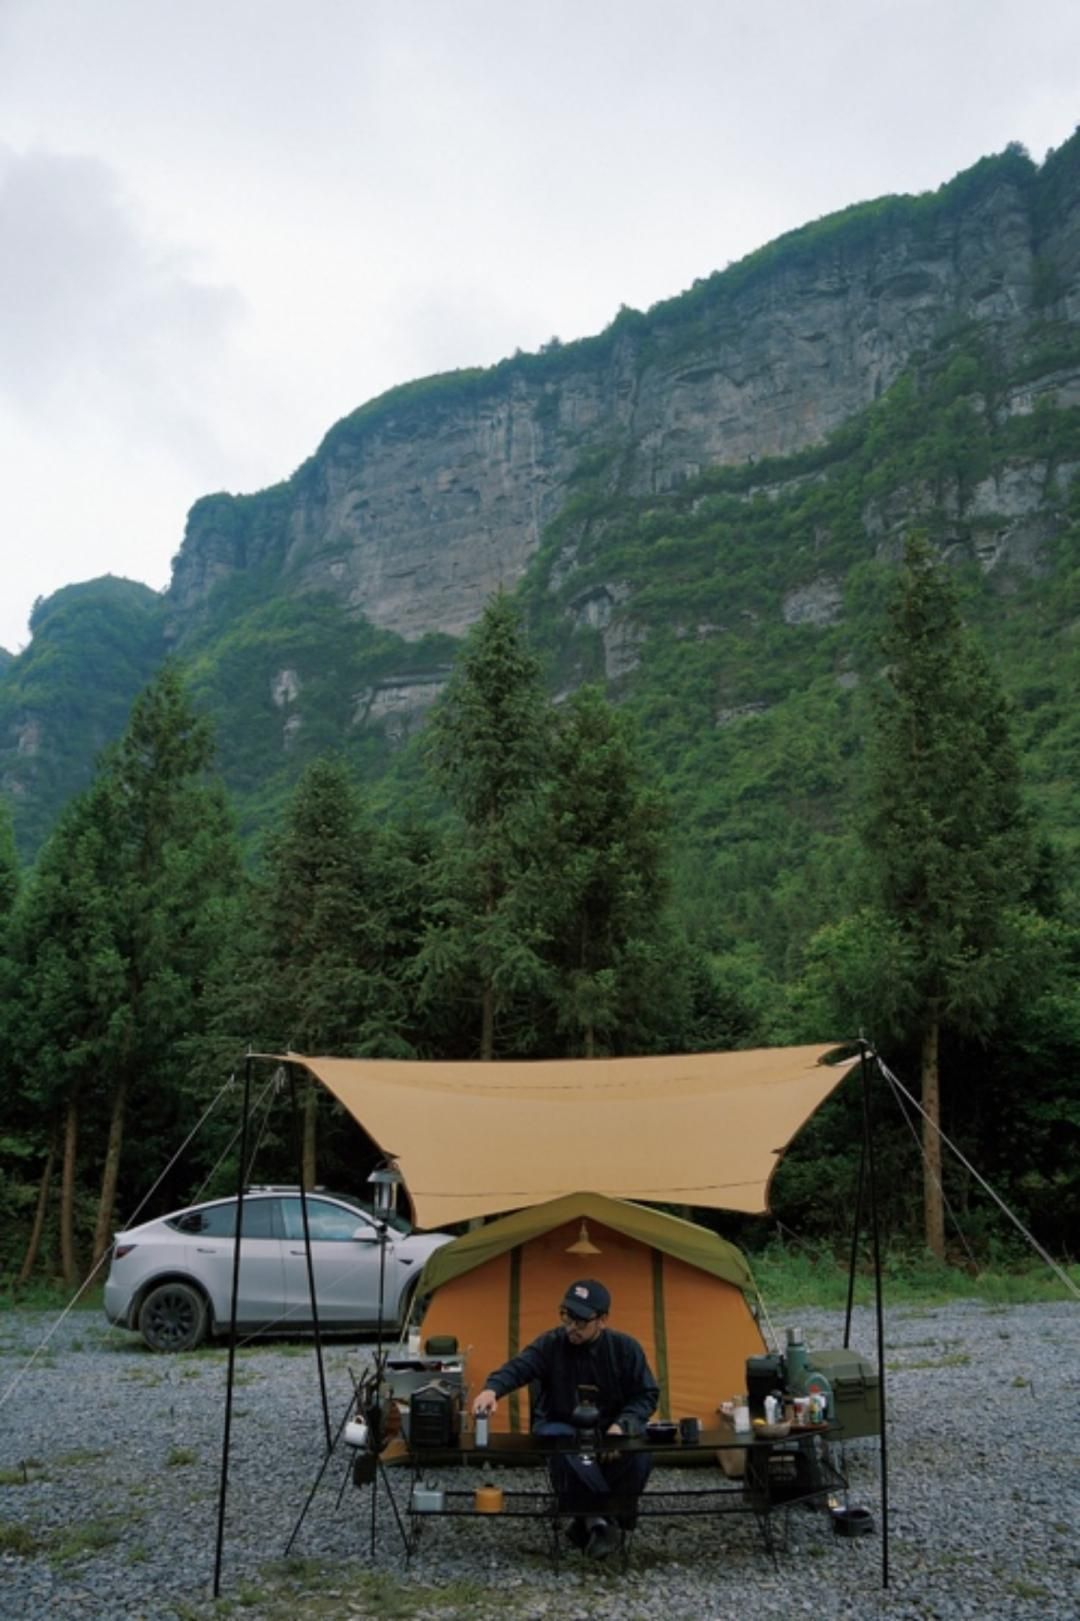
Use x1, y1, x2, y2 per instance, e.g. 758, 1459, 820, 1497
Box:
104, 1187, 451, 1352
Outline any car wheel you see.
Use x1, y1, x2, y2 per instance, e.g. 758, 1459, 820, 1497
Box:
138, 1281, 209, 1352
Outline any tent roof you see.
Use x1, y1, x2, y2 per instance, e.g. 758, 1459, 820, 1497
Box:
417, 1191, 755, 1296
274, 1044, 856, 1229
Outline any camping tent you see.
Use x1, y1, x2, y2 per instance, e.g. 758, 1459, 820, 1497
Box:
278, 1044, 856, 1227
414, 1190, 766, 1430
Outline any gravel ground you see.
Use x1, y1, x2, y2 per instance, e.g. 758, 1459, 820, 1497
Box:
0, 1300, 1077, 1620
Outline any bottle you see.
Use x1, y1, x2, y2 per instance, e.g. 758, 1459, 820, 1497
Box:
734, 1396, 751, 1434
785, 1327, 810, 1395
474, 1413, 489, 1447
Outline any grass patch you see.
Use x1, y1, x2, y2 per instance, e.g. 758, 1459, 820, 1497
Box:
54, 1447, 110, 1468
0, 1458, 47, 1485
48, 1516, 124, 1563
0, 1521, 39, 1556
0, 1280, 105, 1313
253, 1560, 479, 1619
166, 1445, 198, 1467
1006, 1578, 1050, 1600
749, 1240, 1080, 1310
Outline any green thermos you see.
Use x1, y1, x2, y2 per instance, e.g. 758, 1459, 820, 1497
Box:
785, 1326, 810, 1394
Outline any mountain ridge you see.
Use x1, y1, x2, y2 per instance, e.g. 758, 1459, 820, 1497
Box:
3, 132, 1079, 959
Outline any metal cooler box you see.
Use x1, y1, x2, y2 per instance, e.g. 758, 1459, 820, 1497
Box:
807, 1349, 881, 1441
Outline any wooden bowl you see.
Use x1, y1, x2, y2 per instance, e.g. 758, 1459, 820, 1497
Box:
752, 1420, 791, 1439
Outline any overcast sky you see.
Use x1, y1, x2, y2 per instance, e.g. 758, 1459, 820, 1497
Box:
1, 0, 1077, 653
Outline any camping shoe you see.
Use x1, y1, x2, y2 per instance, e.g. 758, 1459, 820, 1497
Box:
566, 1517, 589, 1552
585, 1519, 621, 1560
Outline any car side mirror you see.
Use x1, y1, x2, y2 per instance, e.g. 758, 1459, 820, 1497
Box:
351, 1225, 380, 1242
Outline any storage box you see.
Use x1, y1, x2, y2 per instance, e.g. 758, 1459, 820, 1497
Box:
807, 1348, 881, 1441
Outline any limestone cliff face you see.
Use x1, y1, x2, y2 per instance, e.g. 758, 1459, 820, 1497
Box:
169, 151, 1077, 648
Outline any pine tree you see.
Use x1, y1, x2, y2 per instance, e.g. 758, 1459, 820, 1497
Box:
422, 594, 550, 1059
233, 755, 419, 1178
532, 686, 678, 1056
9, 665, 242, 1280
861, 534, 1036, 1255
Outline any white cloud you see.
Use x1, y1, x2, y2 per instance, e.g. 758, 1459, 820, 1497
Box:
0, 0, 1078, 652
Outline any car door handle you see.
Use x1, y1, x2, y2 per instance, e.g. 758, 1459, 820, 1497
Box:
196, 1246, 219, 1253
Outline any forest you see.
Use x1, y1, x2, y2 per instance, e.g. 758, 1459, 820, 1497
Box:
2, 544, 1076, 1294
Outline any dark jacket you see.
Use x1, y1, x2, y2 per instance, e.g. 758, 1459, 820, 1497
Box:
485, 1327, 659, 1435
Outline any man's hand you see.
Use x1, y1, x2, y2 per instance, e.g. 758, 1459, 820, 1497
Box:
473, 1388, 498, 1417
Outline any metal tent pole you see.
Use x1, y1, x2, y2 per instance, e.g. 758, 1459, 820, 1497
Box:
844, 1114, 867, 1352
859, 1041, 890, 1589
213, 1050, 253, 1598
288, 1066, 332, 1451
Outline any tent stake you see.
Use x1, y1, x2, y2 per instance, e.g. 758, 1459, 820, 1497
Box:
213, 1050, 253, 1597
859, 1042, 889, 1589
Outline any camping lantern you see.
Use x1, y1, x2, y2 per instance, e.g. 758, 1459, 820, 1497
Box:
367, 1165, 402, 1216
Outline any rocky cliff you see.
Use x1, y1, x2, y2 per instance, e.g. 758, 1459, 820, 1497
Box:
5, 135, 1080, 875
167, 142, 1078, 650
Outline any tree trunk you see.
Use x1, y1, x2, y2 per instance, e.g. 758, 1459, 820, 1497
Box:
302, 1078, 318, 1190
90, 1076, 128, 1278
921, 1016, 945, 1260
480, 981, 494, 1062
17, 1133, 57, 1285
59, 1094, 80, 1288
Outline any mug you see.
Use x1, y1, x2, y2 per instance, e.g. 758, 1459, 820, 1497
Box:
679, 1417, 701, 1444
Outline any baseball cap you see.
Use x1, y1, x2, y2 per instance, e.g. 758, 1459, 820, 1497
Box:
561, 1279, 611, 1321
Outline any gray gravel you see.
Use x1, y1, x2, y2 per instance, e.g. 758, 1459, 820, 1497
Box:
1, 1300, 1077, 1620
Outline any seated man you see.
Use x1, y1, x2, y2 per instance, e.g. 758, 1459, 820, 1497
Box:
473, 1278, 659, 1558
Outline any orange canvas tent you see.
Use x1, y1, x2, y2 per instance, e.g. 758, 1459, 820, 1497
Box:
413, 1191, 767, 1432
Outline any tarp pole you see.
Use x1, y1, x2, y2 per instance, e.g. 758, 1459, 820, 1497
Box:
843, 1119, 867, 1351
288, 1066, 332, 1450
213, 1049, 252, 1597
859, 1041, 889, 1589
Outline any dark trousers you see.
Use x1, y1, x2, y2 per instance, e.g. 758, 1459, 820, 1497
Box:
534, 1421, 653, 1526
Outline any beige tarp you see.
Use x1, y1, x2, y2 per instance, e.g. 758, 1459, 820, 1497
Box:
273, 1044, 856, 1229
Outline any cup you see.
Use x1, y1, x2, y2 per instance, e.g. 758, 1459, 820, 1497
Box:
679, 1417, 701, 1444
793, 1397, 810, 1426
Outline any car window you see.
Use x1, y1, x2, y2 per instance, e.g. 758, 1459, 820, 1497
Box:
281, 1197, 374, 1242
168, 1199, 277, 1238
329, 1193, 412, 1235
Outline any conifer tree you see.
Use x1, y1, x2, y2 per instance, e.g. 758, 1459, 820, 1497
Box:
423, 594, 550, 1059
235, 755, 419, 1179
533, 685, 677, 1055
10, 665, 241, 1279
861, 535, 1035, 1255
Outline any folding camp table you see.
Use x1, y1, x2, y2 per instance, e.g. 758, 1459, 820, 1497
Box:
386, 1426, 846, 1567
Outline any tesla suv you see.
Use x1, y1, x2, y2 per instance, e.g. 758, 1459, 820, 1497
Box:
104, 1188, 452, 1351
